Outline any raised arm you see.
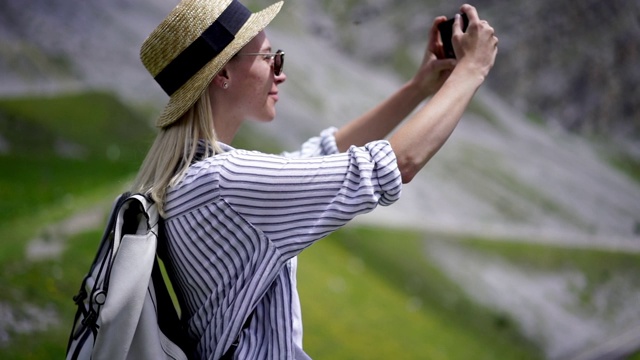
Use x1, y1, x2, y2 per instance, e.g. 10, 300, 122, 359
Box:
333, 15, 457, 152
389, 4, 498, 183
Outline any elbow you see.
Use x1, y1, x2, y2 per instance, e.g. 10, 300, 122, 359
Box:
397, 157, 420, 184
400, 170, 415, 184
392, 141, 436, 184
397, 150, 437, 184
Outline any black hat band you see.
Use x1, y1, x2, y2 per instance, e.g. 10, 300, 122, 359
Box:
154, 0, 251, 96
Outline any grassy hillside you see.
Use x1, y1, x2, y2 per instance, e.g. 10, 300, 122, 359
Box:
0, 91, 154, 222
0, 222, 545, 359
0, 92, 544, 359
0, 92, 155, 357
1, 92, 638, 359
298, 228, 541, 359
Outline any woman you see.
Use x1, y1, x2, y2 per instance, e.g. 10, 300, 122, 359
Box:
134, 0, 497, 359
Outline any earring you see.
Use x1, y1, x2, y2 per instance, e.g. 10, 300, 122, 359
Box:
222, 82, 229, 89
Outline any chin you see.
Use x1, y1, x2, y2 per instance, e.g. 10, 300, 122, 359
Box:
251, 112, 276, 123
261, 109, 278, 122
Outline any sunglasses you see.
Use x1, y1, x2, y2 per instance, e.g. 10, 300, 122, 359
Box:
238, 49, 285, 76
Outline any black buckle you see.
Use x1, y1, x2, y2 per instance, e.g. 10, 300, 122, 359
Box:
73, 290, 87, 305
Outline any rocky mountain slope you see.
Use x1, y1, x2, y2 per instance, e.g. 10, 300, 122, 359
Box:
2, 0, 639, 140
305, 0, 640, 138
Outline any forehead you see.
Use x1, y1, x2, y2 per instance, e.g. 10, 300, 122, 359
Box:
243, 31, 270, 52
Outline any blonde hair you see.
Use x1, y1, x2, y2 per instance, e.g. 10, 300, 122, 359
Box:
131, 89, 222, 216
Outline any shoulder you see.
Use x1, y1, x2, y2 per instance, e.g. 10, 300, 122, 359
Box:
164, 149, 284, 216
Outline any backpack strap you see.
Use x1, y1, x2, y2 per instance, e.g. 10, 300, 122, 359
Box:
67, 192, 131, 351
151, 257, 196, 356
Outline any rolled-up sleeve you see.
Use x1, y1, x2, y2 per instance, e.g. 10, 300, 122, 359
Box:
217, 139, 401, 256
281, 127, 340, 158
348, 141, 402, 207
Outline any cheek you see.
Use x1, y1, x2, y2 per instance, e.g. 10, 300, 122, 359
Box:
246, 60, 272, 88
239, 78, 271, 117
246, 72, 271, 99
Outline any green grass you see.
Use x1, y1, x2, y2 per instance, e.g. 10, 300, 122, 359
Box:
0, 91, 152, 264
606, 149, 640, 186
0, 92, 154, 223
0, 227, 101, 359
460, 235, 640, 273
297, 228, 541, 359
0, 156, 137, 221
0, 91, 153, 358
459, 236, 640, 313
0, 91, 152, 156
0, 217, 545, 359
5, 219, 640, 360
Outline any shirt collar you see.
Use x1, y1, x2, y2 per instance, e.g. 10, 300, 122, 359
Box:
194, 140, 234, 163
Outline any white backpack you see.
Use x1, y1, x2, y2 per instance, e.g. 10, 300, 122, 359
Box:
65, 193, 191, 360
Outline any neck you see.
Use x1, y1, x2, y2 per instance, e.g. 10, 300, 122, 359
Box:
209, 90, 244, 145
212, 111, 243, 144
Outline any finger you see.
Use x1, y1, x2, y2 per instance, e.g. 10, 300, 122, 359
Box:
430, 17, 446, 39
432, 58, 457, 73
429, 16, 448, 57
486, 25, 495, 36
432, 15, 448, 27
452, 13, 464, 36
460, 4, 479, 22
430, 16, 447, 46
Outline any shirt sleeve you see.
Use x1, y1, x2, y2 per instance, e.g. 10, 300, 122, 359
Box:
280, 127, 340, 158
218, 140, 401, 258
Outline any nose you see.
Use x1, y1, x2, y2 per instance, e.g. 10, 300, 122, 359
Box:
275, 70, 286, 84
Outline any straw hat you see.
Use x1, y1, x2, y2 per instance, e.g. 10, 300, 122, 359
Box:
140, 0, 283, 128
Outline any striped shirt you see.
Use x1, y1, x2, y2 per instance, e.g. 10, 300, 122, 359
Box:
163, 128, 402, 359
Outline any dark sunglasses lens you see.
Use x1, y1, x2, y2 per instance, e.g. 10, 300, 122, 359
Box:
274, 50, 284, 75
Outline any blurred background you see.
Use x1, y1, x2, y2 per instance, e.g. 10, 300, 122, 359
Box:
1, 0, 639, 359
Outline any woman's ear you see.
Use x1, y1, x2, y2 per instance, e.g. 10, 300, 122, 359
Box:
213, 67, 231, 89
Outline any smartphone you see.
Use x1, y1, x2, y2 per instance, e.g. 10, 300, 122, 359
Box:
437, 13, 469, 59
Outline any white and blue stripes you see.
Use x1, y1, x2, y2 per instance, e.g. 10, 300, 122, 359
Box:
162, 128, 401, 359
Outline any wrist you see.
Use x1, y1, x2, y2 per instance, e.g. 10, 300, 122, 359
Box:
447, 62, 486, 90
454, 58, 492, 84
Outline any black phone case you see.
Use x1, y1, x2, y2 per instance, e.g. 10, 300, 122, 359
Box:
438, 13, 469, 59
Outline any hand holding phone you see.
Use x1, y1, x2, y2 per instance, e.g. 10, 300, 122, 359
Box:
437, 13, 469, 59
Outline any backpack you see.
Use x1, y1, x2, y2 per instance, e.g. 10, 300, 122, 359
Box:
65, 193, 192, 360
